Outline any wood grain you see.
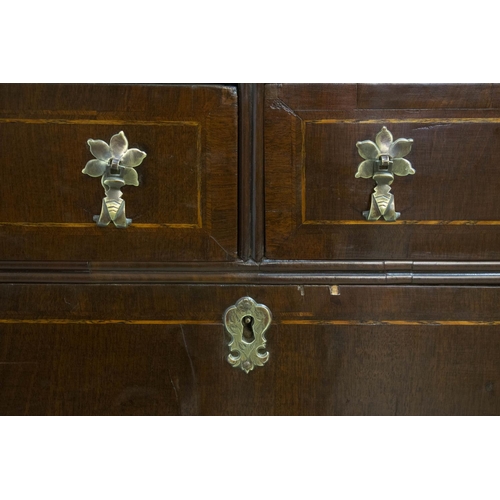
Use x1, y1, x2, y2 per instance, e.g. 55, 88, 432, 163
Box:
1, 83, 499, 416
265, 83, 500, 260
0, 84, 238, 262
357, 84, 500, 109
238, 84, 265, 261
0, 284, 499, 324
276, 84, 500, 111
1, 284, 499, 415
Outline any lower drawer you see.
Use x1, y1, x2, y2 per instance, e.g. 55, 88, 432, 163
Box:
1, 284, 499, 415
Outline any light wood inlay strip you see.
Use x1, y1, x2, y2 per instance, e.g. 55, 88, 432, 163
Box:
307, 118, 500, 124
197, 121, 203, 228
302, 220, 500, 225
0, 319, 219, 325
0, 118, 199, 126
301, 119, 307, 224
0, 223, 200, 229
0, 319, 498, 326
280, 320, 500, 326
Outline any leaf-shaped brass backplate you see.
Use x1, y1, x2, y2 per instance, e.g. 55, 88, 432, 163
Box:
355, 126, 414, 221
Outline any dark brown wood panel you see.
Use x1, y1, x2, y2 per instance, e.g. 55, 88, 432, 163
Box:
358, 84, 500, 109
1, 323, 498, 416
271, 325, 500, 416
0, 324, 208, 416
304, 121, 498, 221
265, 83, 500, 261
0, 122, 200, 224
274, 83, 358, 111
275, 84, 500, 111
0, 84, 238, 262
1, 284, 499, 415
1, 284, 500, 322
0, 84, 229, 116
238, 83, 265, 261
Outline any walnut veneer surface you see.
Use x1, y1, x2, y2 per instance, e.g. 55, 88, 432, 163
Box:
0, 83, 499, 415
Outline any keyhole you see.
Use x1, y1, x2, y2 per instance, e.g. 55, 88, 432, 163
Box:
242, 316, 255, 341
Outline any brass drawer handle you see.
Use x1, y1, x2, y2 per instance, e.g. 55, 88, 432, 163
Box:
224, 297, 272, 373
82, 131, 147, 228
355, 126, 414, 221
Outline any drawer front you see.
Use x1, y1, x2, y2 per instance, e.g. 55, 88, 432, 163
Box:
0, 84, 238, 262
265, 83, 500, 261
1, 283, 499, 415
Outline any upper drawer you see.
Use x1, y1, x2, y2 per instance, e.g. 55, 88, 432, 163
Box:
265, 83, 500, 261
0, 84, 238, 262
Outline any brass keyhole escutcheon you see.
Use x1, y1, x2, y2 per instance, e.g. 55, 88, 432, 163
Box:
224, 297, 272, 374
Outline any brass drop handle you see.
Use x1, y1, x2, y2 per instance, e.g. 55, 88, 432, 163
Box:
355, 126, 414, 221
82, 131, 147, 228
223, 297, 272, 373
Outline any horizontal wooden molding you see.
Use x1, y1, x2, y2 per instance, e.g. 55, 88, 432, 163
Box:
0, 271, 499, 285
0, 318, 499, 326
2, 260, 500, 284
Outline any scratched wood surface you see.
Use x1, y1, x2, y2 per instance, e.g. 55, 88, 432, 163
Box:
1, 84, 500, 417
265, 83, 500, 260
0, 84, 238, 261
1, 284, 500, 322
1, 284, 500, 415
2, 322, 499, 416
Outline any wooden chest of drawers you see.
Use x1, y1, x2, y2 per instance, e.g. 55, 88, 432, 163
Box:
1, 83, 499, 415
